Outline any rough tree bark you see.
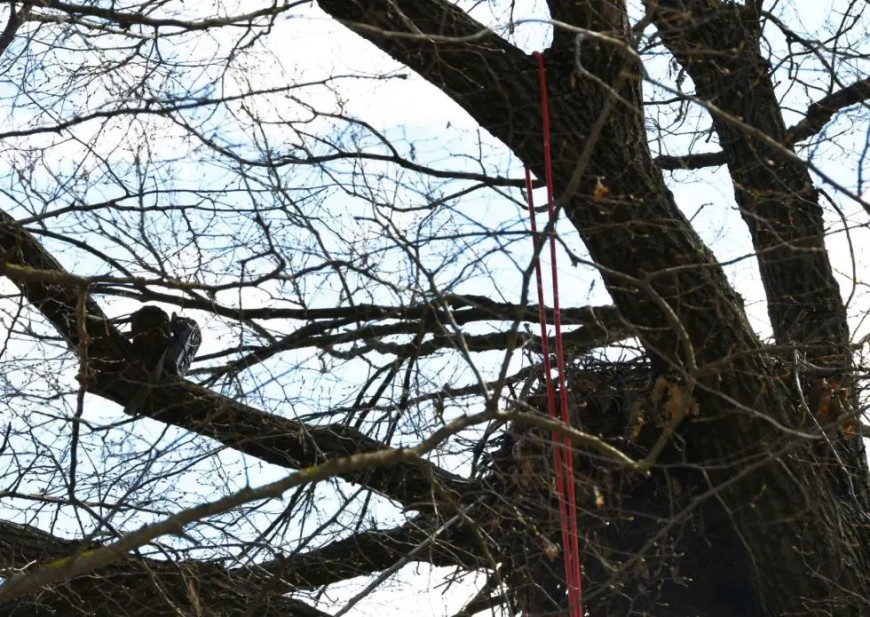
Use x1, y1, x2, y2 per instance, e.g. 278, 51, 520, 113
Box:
312, 1, 869, 615
1, 1, 869, 616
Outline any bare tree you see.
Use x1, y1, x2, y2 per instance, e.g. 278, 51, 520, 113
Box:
0, 1, 868, 616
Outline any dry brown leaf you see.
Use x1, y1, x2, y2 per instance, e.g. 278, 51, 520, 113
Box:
592, 177, 610, 201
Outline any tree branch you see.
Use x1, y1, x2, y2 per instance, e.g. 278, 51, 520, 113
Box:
0, 209, 470, 510
0, 445, 427, 603
210, 302, 627, 378
0, 515, 477, 603
786, 76, 870, 145
35, 0, 299, 31
0, 521, 333, 616
0, 2, 30, 59
654, 150, 728, 170
253, 516, 480, 590
654, 77, 870, 170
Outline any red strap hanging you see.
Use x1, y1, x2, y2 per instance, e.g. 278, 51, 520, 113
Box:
525, 50, 584, 617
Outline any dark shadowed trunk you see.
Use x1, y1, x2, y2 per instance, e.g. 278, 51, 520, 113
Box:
313, 1, 869, 615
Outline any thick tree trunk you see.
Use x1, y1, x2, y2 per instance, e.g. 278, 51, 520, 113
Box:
648, 0, 850, 361
316, 1, 870, 615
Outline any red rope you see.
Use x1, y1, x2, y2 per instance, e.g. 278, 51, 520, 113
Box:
524, 50, 584, 617
524, 168, 576, 609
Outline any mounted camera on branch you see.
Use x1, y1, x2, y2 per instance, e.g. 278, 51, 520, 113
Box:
124, 305, 202, 413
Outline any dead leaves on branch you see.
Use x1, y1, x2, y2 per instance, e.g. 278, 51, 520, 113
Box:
628, 375, 700, 442
651, 376, 700, 421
